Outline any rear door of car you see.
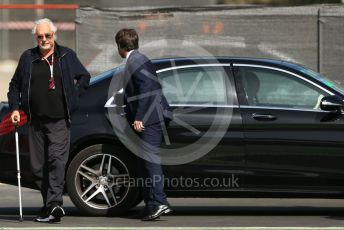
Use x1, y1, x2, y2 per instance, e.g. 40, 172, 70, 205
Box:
157, 63, 246, 192
234, 63, 344, 192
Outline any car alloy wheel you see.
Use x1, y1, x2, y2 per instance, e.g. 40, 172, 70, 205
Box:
66, 144, 140, 216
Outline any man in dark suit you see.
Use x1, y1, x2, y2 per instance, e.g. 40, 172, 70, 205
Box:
115, 28, 172, 221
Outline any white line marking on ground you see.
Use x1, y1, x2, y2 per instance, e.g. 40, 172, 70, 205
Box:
2, 227, 344, 230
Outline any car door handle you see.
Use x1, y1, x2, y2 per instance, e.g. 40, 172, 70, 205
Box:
252, 113, 277, 121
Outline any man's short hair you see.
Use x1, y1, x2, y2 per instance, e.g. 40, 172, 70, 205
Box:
115, 28, 139, 51
32, 18, 57, 35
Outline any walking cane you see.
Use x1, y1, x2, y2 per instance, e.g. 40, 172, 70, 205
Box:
14, 118, 23, 222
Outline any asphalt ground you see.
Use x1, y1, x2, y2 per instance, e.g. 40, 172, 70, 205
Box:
2, 184, 344, 229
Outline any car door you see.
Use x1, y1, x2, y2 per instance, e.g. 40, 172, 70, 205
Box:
234, 64, 344, 192
157, 64, 245, 191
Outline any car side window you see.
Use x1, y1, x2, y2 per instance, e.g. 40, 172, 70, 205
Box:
158, 66, 228, 105
239, 67, 328, 110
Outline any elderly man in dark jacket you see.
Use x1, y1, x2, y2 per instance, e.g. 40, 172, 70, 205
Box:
7, 18, 90, 223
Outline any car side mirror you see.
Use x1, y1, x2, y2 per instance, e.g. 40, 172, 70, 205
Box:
320, 95, 344, 113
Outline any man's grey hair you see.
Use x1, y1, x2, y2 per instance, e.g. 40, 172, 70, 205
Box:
32, 18, 57, 34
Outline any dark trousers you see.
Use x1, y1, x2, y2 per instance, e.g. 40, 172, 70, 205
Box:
28, 117, 70, 208
138, 123, 168, 208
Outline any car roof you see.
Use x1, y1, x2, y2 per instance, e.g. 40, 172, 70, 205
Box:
152, 56, 299, 70
90, 56, 344, 96
90, 56, 305, 86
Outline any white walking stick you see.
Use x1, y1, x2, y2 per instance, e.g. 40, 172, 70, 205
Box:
14, 120, 23, 222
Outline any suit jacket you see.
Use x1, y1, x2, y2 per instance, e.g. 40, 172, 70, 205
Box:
123, 50, 171, 126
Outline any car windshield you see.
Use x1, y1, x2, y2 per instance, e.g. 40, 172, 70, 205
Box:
297, 66, 344, 95
90, 66, 124, 85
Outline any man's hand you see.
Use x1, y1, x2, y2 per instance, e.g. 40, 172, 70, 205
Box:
132, 120, 144, 132
11, 110, 20, 124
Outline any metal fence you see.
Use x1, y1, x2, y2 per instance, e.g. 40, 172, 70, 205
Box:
76, 4, 344, 87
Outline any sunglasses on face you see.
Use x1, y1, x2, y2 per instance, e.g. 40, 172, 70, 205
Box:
36, 33, 54, 40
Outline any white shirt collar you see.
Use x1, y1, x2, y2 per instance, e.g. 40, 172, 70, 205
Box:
126, 50, 135, 60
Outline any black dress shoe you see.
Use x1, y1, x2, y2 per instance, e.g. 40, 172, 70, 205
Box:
33, 206, 48, 222
141, 204, 173, 221
34, 205, 65, 223
163, 205, 173, 214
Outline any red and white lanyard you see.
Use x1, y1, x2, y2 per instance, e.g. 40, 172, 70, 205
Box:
42, 54, 54, 79
42, 54, 55, 90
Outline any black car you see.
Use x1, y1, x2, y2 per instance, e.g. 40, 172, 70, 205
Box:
1, 57, 344, 216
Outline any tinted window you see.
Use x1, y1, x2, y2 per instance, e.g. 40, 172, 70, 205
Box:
158, 66, 228, 105
239, 67, 328, 110
296, 65, 344, 95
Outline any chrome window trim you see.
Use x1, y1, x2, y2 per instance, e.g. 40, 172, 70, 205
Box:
233, 64, 334, 95
156, 64, 230, 73
240, 105, 329, 113
168, 104, 325, 112
170, 104, 238, 108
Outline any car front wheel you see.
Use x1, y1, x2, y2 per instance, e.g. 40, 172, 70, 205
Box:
66, 144, 140, 216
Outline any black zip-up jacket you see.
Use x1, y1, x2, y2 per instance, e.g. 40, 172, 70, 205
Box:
7, 43, 90, 123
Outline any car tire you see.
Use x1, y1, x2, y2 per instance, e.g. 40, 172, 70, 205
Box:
66, 144, 141, 216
